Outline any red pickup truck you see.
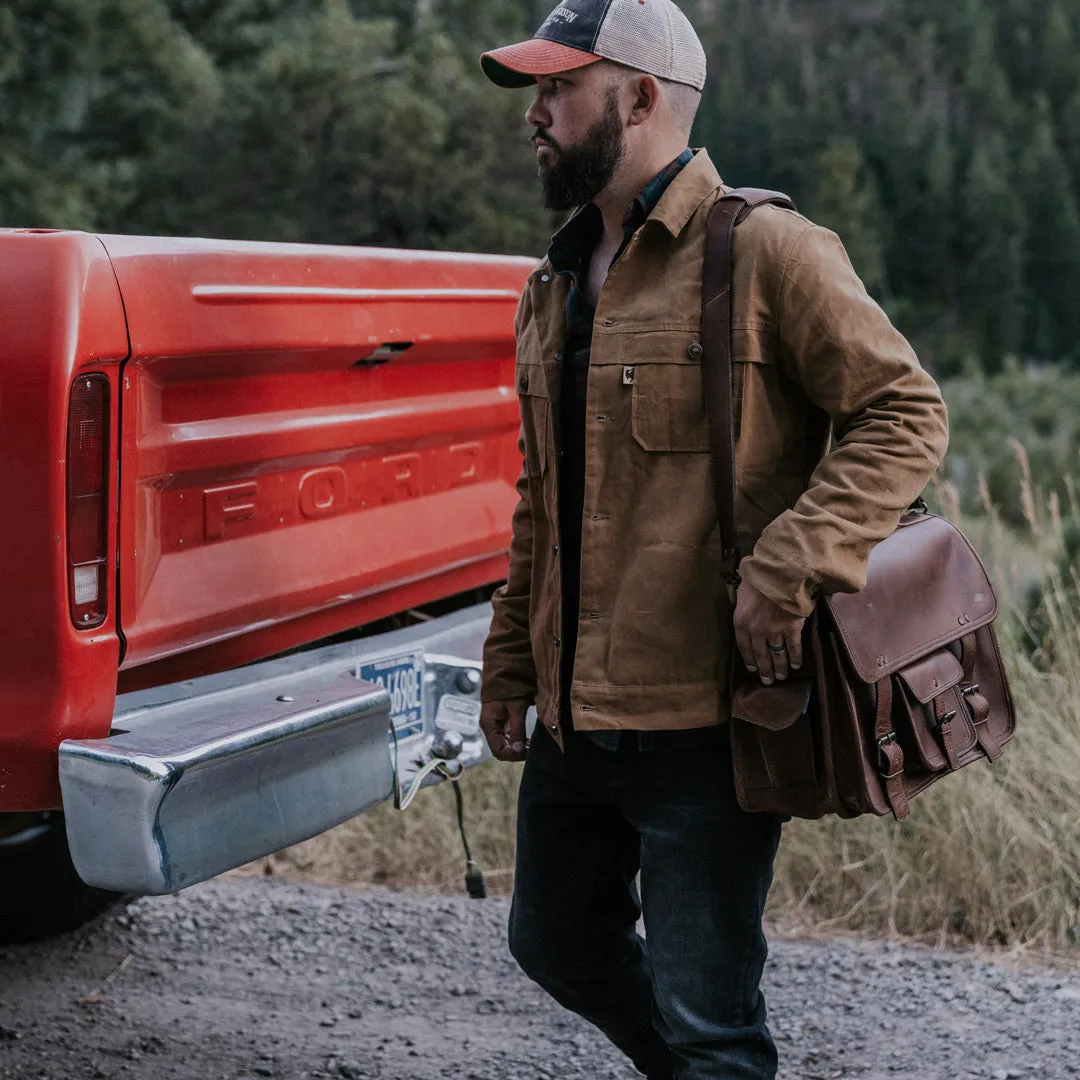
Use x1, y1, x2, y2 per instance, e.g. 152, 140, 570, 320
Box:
0, 229, 532, 943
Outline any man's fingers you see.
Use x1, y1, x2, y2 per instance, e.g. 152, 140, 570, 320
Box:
733, 582, 808, 686
769, 639, 790, 682
480, 701, 529, 762
751, 634, 776, 686
506, 702, 528, 758
786, 624, 805, 672
480, 701, 514, 762
735, 627, 757, 674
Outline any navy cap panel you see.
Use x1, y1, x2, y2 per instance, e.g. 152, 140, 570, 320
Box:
534, 0, 615, 53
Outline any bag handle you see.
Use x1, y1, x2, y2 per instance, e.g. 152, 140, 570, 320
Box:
702, 188, 796, 585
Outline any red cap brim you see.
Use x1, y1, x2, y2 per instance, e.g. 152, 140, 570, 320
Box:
480, 40, 603, 89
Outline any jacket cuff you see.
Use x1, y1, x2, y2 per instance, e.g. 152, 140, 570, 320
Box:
738, 538, 820, 619
481, 640, 538, 704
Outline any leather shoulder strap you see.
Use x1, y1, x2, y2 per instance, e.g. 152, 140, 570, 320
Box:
702, 188, 796, 584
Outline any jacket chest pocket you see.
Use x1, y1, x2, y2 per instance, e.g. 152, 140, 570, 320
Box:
516, 362, 550, 476
629, 362, 710, 453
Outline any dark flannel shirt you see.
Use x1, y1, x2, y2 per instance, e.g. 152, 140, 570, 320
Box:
547, 149, 721, 751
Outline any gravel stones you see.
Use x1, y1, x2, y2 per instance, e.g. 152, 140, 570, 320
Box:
0, 877, 1077, 1079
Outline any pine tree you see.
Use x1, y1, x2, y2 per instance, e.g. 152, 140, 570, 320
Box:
808, 139, 885, 293
1060, 82, 1080, 190
1018, 96, 1080, 361
1038, 0, 1078, 112
962, 132, 1027, 368
0, 0, 103, 227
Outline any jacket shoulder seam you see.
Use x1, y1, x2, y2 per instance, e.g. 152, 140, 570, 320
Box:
775, 221, 819, 320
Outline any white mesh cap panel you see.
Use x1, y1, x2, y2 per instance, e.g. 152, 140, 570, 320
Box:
594, 0, 706, 90
666, 1, 707, 89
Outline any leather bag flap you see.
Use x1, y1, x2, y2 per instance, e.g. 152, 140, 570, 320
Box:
824, 514, 997, 683
732, 678, 813, 731
895, 649, 964, 704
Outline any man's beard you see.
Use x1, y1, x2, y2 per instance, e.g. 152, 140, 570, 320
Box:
537, 91, 625, 212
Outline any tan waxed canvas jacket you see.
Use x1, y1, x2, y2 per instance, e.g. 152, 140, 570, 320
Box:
481, 150, 949, 743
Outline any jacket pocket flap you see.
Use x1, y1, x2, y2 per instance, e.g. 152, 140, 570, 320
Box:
515, 360, 550, 398
732, 678, 813, 732
896, 649, 963, 704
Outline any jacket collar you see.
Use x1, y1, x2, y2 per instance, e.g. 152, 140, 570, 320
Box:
646, 148, 723, 238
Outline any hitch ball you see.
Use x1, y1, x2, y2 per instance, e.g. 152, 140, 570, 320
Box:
431, 729, 465, 761
455, 669, 481, 695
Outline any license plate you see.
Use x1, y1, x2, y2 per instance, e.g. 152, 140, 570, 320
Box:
359, 651, 425, 742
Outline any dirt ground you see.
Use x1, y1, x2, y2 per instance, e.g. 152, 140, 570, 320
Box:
1, 877, 1078, 1080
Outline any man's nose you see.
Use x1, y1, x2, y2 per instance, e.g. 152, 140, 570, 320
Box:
525, 91, 548, 129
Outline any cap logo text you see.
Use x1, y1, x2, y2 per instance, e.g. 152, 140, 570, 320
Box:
543, 6, 580, 27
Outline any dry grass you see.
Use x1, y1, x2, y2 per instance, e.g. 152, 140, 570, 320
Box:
770, 649, 1080, 954
244, 449, 1080, 958
242, 764, 523, 894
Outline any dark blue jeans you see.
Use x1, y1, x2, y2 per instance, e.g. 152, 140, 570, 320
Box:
509, 725, 783, 1079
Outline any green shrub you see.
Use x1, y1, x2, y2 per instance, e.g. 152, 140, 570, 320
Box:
942, 366, 1080, 524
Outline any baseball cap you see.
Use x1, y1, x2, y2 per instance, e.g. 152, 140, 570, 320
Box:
481, 0, 707, 92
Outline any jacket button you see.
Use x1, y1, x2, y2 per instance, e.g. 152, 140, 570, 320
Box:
552, 544, 559, 556
555, 351, 563, 362
540, 274, 550, 283
553, 637, 561, 649
519, 374, 529, 391
688, 342, 704, 360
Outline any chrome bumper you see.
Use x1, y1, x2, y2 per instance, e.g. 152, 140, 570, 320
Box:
59, 603, 492, 895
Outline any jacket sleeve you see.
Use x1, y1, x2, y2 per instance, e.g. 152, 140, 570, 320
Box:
481, 292, 539, 704
737, 224, 950, 618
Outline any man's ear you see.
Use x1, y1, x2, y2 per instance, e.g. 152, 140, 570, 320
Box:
627, 74, 661, 127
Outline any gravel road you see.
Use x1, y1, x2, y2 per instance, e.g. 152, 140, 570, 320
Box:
1, 877, 1078, 1080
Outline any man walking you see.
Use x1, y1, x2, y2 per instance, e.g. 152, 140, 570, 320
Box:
478, 2, 948, 1077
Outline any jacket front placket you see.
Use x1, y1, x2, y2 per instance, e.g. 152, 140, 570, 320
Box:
532, 271, 570, 744
566, 228, 649, 722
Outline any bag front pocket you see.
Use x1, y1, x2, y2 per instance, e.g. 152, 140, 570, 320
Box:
730, 676, 828, 817
894, 649, 975, 772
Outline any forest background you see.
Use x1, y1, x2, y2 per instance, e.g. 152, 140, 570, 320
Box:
4, 0, 1080, 953
7, 0, 1080, 509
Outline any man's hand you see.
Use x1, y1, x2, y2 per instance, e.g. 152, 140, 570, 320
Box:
734, 581, 807, 686
480, 700, 531, 762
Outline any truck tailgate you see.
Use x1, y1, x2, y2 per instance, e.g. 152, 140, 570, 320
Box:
99, 235, 533, 688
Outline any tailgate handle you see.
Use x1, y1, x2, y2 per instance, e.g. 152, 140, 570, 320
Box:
353, 342, 413, 368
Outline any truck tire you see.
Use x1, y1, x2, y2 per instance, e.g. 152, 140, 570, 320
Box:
0, 813, 128, 945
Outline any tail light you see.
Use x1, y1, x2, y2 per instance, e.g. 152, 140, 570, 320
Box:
67, 375, 110, 629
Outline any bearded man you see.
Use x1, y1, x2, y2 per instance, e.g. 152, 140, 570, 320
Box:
477, 3, 949, 1078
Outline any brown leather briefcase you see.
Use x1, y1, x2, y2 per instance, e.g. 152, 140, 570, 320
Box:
703, 191, 1017, 820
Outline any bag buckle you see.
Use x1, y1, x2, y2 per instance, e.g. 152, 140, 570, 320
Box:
932, 710, 957, 738
961, 684, 991, 728
876, 732, 904, 780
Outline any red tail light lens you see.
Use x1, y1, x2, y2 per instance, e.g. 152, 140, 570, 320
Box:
67, 375, 110, 629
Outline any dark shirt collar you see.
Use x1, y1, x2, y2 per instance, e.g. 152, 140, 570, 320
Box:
548, 148, 694, 276
625, 148, 695, 233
